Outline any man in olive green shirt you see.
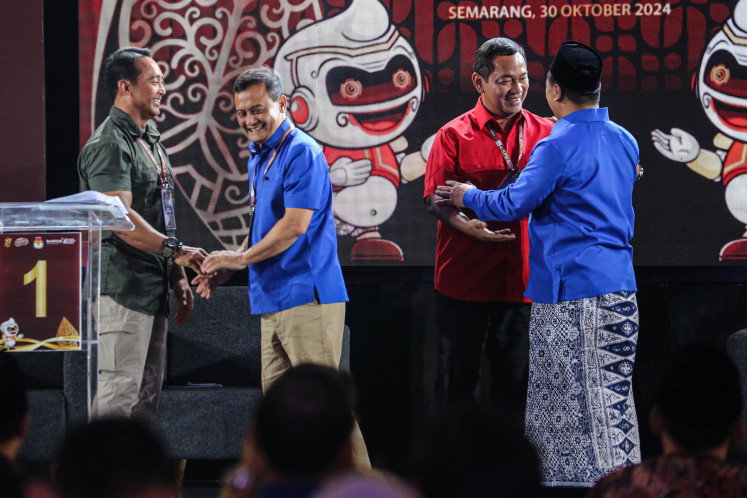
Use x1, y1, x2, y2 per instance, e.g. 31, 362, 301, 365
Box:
78, 47, 206, 419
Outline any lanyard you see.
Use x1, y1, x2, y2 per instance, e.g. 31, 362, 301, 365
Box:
137, 138, 169, 187
249, 124, 295, 211
484, 119, 524, 175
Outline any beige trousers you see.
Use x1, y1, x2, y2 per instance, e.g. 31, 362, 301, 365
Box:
93, 295, 168, 420
260, 301, 370, 468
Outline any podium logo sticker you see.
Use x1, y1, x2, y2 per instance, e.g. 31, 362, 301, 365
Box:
33, 237, 44, 249
14, 238, 28, 247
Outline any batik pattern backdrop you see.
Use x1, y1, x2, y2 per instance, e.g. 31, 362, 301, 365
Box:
79, 0, 746, 266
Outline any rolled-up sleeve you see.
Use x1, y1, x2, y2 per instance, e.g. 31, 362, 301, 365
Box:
79, 142, 132, 193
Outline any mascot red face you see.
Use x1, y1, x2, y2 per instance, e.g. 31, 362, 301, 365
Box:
652, 0, 747, 259
697, 0, 747, 142
274, 0, 428, 262
275, 0, 424, 149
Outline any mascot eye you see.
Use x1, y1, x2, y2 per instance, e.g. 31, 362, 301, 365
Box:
392, 69, 412, 90
340, 78, 363, 100
709, 64, 730, 86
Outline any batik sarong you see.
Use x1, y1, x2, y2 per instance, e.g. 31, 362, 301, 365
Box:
525, 291, 640, 487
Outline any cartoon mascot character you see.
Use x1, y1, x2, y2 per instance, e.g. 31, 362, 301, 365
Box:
1, 317, 23, 349
652, 0, 747, 260
275, 0, 432, 261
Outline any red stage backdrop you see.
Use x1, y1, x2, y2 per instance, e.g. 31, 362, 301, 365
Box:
0, 0, 45, 202
78, 0, 747, 266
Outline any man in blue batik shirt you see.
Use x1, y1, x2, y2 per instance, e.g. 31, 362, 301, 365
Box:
197, 67, 369, 468
438, 41, 642, 488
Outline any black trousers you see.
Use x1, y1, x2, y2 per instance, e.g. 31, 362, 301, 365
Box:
434, 291, 531, 426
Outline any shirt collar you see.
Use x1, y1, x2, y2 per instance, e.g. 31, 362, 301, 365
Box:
552, 107, 609, 133
474, 97, 526, 135
109, 106, 160, 143
248, 118, 290, 155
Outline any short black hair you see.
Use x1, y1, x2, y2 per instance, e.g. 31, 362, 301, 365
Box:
54, 417, 178, 498
473, 38, 526, 81
547, 70, 601, 106
0, 354, 27, 444
233, 66, 284, 100
103, 47, 152, 101
410, 404, 541, 498
655, 344, 742, 451
253, 363, 355, 478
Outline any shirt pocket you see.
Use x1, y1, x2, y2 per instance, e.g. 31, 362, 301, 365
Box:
131, 154, 160, 190
255, 176, 286, 224
457, 160, 504, 190
131, 161, 163, 224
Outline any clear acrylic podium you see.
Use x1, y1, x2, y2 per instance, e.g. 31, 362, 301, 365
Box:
0, 192, 134, 418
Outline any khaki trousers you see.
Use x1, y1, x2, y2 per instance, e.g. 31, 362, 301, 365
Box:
93, 295, 168, 420
260, 301, 370, 468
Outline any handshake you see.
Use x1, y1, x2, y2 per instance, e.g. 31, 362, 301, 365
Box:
173, 244, 250, 299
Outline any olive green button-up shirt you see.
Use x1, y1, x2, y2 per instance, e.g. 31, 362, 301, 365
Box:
78, 107, 176, 316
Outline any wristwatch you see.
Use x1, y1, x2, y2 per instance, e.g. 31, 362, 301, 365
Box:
162, 237, 183, 259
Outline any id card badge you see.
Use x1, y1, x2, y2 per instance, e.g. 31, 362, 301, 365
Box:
161, 187, 177, 231
497, 169, 520, 190
246, 205, 255, 243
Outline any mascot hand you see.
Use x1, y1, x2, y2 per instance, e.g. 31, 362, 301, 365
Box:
651, 128, 700, 163
420, 133, 436, 162
329, 157, 372, 187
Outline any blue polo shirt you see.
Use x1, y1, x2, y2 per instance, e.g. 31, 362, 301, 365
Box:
247, 118, 348, 315
463, 108, 638, 304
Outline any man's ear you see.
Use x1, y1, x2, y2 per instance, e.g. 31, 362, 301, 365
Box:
471, 72, 484, 94
117, 79, 131, 97
278, 94, 288, 114
551, 82, 563, 103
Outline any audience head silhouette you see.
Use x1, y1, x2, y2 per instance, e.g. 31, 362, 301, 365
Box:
252, 363, 356, 479
588, 344, 747, 497
652, 343, 744, 455
54, 417, 178, 498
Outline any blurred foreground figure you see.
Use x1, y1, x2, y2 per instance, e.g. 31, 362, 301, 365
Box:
588, 344, 747, 497
0, 354, 29, 498
409, 403, 541, 498
222, 364, 390, 498
54, 417, 178, 498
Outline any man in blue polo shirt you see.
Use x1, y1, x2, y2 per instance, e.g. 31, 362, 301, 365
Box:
198, 67, 368, 467
437, 41, 641, 488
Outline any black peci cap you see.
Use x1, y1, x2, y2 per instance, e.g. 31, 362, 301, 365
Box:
549, 41, 603, 94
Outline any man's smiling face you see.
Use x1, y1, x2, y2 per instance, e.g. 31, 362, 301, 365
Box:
475, 53, 529, 121
234, 83, 287, 145
130, 57, 165, 123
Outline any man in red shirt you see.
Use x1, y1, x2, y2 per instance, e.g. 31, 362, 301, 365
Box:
424, 38, 553, 423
